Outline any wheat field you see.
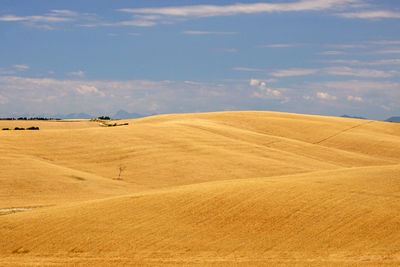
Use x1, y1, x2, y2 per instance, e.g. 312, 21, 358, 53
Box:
0, 111, 399, 266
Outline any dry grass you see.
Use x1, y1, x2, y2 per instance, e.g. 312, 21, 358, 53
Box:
0, 111, 399, 266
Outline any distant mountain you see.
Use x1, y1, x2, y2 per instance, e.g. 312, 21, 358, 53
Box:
113, 110, 149, 119
385, 116, 400, 122
56, 113, 93, 119
340, 115, 368, 120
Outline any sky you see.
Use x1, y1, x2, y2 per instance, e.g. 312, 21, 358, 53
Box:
0, 0, 399, 119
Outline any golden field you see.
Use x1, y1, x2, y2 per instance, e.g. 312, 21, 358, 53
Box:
0, 111, 399, 266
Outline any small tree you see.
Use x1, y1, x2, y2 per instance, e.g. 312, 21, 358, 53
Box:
98, 116, 111, 120
116, 166, 126, 180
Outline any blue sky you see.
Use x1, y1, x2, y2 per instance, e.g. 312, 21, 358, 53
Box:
0, 0, 399, 119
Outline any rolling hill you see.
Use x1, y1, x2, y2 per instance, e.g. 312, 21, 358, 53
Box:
0, 111, 399, 266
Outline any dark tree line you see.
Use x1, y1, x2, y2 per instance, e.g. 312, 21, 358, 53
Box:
2, 126, 40, 130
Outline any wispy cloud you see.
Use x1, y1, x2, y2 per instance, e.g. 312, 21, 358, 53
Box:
368, 40, 400, 45
182, 30, 237, 35
258, 43, 303, 48
68, 70, 85, 77
324, 66, 398, 78
0, 14, 72, 23
338, 10, 400, 19
318, 80, 400, 92
0, 69, 15, 75
270, 68, 318, 77
117, 0, 362, 26
13, 64, 30, 71
119, 1, 360, 17
0, 9, 95, 29
80, 20, 156, 28
373, 49, 400, 54
318, 59, 400, 66
50, 9, 79, 17
318, 50, 346, 55
233, 67, 265, 72
326, 44, 366, 49
268, 66, 398, 78
215, 48, 238, 53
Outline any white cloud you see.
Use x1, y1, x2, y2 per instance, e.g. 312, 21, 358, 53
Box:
309, 80, 400, 106
249, 79, 261, 86
338, 10, 400, 19
270, 68, 318, 77
68, 70, 85, 77
347, 95, 363, 102
13, 64, 30, 71
182, 30, 237, 35
75, 85, 105, 96
250, 79, 282, 99
316, 92, 337, 100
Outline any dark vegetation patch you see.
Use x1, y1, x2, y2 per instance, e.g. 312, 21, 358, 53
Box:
12, 247, 30, 254
70, 175, 86, 181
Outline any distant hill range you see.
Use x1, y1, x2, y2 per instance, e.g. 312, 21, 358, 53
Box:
385, 116, 400, 122
113, 110, 149, 119
340, 115, 368, 120
54, 110, 152, 120
340, 115, 400, 123
55, 113, 93, 119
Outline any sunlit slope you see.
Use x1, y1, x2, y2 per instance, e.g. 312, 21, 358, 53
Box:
1, 165, 399, 265
0, 156, 143, 207
1, 111, 399, 207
